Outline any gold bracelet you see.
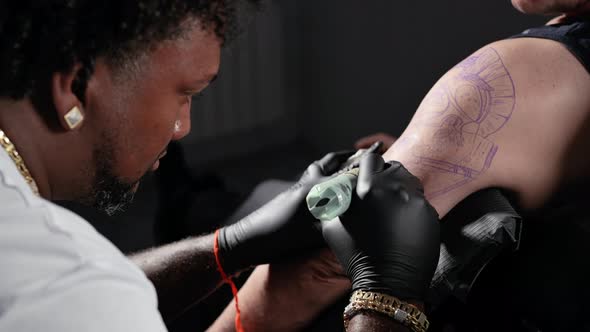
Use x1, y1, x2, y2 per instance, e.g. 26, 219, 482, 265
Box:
343, 290, 429, 332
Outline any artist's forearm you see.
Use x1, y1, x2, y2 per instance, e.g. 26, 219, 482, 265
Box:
129, 233, 222, 322
348, 312, 412, 332
347, 299, 423, 332
209, 251, 351, 331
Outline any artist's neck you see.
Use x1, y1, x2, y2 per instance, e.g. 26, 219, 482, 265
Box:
0, 98, 83, 201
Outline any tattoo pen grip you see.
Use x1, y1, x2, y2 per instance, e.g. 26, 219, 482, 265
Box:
306, 168, 359, 221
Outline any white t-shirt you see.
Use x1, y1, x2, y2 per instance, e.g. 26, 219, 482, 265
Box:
0, 148, 167, 332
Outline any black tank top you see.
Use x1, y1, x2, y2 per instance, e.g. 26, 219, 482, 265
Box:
510, 16, 590, 74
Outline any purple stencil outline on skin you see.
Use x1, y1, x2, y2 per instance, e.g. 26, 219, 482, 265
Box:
416, 47, 515, 199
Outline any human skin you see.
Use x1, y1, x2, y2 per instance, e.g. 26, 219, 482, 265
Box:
1, 9, 413, 332
209, 35, 590, 331
354, 132, 397, 153
0, 22, 223, 321
388, 39, 590, 217
1, 17, 377, 326
0, 22, 220, 203
512, 0, 590, 14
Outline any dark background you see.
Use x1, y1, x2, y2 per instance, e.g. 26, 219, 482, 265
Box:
63, 1, 546, 330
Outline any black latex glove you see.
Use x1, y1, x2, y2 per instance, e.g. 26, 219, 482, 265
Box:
217, 150, 355, 275
321, 154, 440, 301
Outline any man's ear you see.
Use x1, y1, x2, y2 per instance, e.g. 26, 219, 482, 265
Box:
51, 65, 85, 131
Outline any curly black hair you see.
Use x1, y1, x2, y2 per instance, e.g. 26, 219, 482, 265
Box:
0, 0, 260, 104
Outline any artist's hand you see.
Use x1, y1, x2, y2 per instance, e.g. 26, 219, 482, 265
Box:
354, 132, 397, 154
217, 150, 354, 274
321, 154, 440, 301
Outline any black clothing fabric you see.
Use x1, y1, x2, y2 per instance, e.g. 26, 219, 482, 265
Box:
431, 182, 590, 332
511, 16, 590, 74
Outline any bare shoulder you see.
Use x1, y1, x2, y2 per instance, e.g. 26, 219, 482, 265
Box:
384, 37, 590, 216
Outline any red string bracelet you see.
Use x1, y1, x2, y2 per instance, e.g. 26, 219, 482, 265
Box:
214, 229, 244, 332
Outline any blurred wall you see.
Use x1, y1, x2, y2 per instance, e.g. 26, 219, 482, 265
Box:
182, 0, 302, 167
178, 1, 548, 164
297, 1, 546, 152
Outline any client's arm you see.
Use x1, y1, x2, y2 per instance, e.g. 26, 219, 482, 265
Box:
381, 45, 517, 216
385, 37, 590, 216
512, 0, 590, 15
209, 36, 590, 330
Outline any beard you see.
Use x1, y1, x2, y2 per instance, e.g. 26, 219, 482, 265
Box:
91, 160, 140, 216
80, 135, 144, 216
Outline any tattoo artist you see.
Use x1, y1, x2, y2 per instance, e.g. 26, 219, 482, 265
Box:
0, 2, 440, 331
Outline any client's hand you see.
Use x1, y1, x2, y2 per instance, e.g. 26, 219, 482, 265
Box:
321, 154, 440, 302
217, 151, 354, 274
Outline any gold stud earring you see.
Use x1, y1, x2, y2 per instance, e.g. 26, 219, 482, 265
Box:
64, 106, 84, 130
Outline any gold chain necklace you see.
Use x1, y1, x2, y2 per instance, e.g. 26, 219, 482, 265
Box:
0, 129, 40, 196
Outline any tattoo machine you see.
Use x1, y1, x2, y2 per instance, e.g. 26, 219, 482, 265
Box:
306, 141, 383, 221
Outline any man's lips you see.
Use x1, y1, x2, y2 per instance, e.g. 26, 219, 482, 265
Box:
152, 150, 168, 171
158, 150, 168, 160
